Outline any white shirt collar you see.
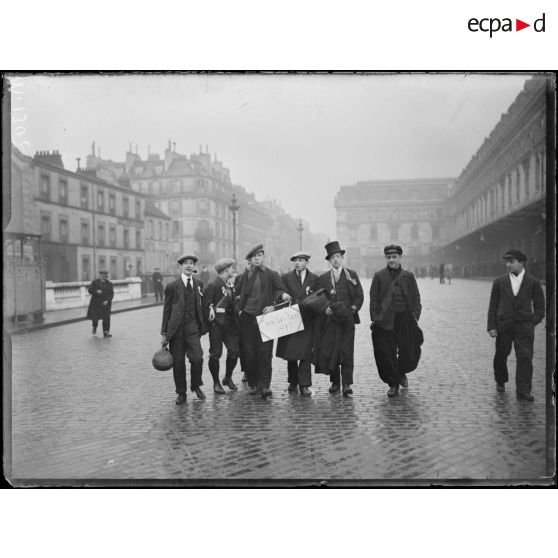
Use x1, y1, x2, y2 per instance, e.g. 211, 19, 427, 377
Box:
509, 268, 525, 295
181, 273, 193, 287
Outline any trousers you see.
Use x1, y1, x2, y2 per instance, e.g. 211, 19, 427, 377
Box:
287, 360, 312, 387
239, 312, 273, 390
91, 315, 110, 333
169, 316, 204, 394
493, 319, 535, 394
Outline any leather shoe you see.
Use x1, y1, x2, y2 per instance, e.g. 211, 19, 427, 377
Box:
260, 389, 272, 399
516, 392, 534, 402
387, 385, 399, 397
213, 382, 225, 394
175, 393, 187, 405
399, 374, 408, 388
194, 387, 206, 400
103, 331, 112, 337
329, 383, 341, 394
248, 386, 258, 395
300, 386, 312, 397
241, 372, 248, 383
496, 383, 505, 393
288, 383, 298, 393
342, 385, 353, 397
222, 377, 238, 391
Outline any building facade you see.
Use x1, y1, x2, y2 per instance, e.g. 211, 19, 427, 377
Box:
31, 151, 147, 282
144, 199, 172, 273
433, 76, 547, 279
335, 178, 454, 276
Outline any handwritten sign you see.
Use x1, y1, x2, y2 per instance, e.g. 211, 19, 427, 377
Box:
256, 304, 304, 342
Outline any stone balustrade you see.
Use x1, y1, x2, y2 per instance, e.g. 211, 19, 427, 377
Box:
45, 277, 142, 311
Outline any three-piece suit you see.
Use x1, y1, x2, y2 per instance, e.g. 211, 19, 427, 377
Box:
161, 274, 206, 394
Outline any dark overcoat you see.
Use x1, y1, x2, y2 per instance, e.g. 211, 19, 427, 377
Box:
487, 272, 545, 332
234, 265, 287, 315
161, 275, 206, 342
86, 279, 114, 320
276, 268, 319, 361
369, 267, 421, 330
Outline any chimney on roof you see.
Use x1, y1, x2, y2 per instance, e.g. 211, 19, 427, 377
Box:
199, 144, 202, 153
34, 150, 65, 169
129, 142, 132, 153
173, 142, 176, 152
76, 157, 81, 170
168, 139, 171, 151
148, 145, 150, 157
92, 141, 95, 156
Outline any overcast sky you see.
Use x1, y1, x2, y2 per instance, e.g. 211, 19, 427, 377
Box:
11, 73, 530, 238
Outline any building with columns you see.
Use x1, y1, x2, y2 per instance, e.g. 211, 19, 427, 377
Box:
335, 178, 454, 276
433, 76, 547, 279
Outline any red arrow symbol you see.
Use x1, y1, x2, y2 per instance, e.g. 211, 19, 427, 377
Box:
516, 19, 530, 31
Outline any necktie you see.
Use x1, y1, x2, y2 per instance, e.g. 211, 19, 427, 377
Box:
186, 278, 193, 292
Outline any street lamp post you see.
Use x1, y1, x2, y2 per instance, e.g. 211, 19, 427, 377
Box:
297, 219, 304, 251
229, 193, 240, 262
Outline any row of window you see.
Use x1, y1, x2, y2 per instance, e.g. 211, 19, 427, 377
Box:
81, 256, 143, 282
40, 213, 142, 249
346, 224, 440, 242
39, 174, 142, 219
146, 219, 169, 240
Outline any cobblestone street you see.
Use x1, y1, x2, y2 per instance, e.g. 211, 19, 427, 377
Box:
8, 278, 550, 483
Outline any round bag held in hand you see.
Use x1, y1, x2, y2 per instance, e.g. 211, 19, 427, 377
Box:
152, 343, 174, 371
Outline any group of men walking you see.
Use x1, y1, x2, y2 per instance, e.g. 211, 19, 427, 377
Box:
88, 239, 545, 405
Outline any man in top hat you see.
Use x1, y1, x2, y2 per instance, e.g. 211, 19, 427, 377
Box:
370, 245, 422, 397
234, 244, 291, 399
487, 249, 545, 401
316, 241, 364, 397
87, 269, 114, 337
276, 251, 319, 396
203, 257, 240, 393
161, 253, 207, 403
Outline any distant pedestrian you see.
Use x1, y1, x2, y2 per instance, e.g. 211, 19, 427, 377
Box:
235, 244, 291, 399
152, 268, 164, 303
276, 251, 319, 397
370, 245, 423, 397
439, 262, 445, 284
87, 269, 114, 337
203, 258, 240, 393
161, 254, 207, 404
314, 241, 364, 397
487, 249, 545, 402
445, 263, 453, 285
199, 266, 210, 287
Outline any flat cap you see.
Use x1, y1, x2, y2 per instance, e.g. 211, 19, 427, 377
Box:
99, 269, 109, 274
502, 248, 526, 262
215, 257, 236, 273
384, 244, 403, 255
177, 253, 199, 264
290, 251, 311, 261
246, 244, 264, 260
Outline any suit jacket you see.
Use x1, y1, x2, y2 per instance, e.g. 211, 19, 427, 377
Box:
487, 272, 545, 332
203, 276, 236, 323
161, 275, 205, 341
369, 267, 421, 330
235, 265, 287, 315
276, 268, 319, 361
318, 267, 364, 324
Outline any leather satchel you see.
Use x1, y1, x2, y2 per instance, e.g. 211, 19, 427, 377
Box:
300, 288, 330, 314
152, 342, 174, 371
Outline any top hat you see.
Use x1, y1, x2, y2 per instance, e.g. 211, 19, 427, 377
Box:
324, 241, 345, 260
246, 244, 264, 260
384, 244, 403, 256
177, 253, 199, 264
502, 248, 526, 262
290, 251, 311, 261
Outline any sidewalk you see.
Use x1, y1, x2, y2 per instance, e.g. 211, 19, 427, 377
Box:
5, 296, 163, 336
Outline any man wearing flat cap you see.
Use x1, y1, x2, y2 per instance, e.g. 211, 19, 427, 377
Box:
161, 254, 207, 403
203, 257, 240, 393
234, 244, 291, 399
87, 269, 114, 337
276, 251, 319, 396
315, 241, 364, 397
370, 245, 422, 397
487, 249, 545, 401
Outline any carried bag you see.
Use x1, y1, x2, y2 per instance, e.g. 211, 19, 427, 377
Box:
300, 288, 330, 314
152, 342, 174, 371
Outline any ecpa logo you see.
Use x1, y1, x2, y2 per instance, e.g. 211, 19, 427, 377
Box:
468, 13, 546, 37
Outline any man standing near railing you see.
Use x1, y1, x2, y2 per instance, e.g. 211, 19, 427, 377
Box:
87, 269, 114, 337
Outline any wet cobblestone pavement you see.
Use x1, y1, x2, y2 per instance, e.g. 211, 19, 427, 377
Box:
8, 279, 551, 483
